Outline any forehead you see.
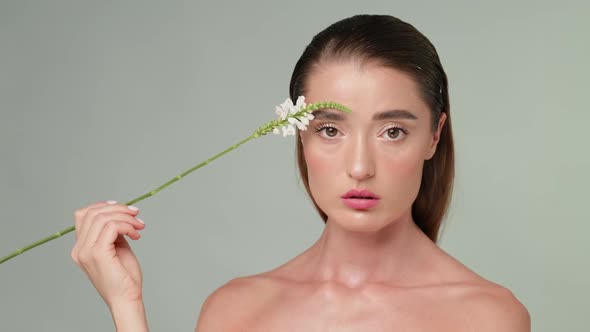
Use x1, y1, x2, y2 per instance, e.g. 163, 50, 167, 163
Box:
305, 60, 430, 119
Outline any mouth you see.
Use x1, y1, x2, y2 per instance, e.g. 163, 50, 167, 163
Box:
341, 189, 380, 210
341, 189, 380, 200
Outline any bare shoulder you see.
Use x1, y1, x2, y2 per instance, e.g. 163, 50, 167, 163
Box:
194, 274, 282, 332
453, 281, 531, 332
429, 252, 530, 331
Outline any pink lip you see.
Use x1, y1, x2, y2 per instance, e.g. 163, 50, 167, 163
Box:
341, 189, 380, 210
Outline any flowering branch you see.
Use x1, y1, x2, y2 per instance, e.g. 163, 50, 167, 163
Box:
0, 97, 352, 265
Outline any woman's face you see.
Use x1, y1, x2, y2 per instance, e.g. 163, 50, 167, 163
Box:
300, 60, 446, 232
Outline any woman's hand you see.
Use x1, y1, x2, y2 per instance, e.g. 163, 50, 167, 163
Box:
71, 200, 146, 308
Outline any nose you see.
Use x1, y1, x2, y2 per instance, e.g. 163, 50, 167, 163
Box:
346, 135, 375, 181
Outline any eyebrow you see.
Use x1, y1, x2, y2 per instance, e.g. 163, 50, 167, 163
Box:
312, 109, 418, 121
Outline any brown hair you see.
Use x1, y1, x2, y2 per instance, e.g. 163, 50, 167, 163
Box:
289, 14, 455, 243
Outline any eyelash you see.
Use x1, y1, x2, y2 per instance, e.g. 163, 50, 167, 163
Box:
314, 123, 338, 137
313, 122, 409, 141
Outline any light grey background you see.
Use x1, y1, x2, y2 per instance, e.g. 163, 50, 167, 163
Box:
1, 0, 588, 331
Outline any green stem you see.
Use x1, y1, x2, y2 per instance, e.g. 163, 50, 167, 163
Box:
0, 100, 352, 265
0, 134, 257, 265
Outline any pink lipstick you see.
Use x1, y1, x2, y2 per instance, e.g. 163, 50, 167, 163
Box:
341, 189, 380, 210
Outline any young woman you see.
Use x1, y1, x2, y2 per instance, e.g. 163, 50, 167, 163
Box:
71, 14, 530, 331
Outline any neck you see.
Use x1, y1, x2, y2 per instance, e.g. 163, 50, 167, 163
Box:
305, 212, 437, 288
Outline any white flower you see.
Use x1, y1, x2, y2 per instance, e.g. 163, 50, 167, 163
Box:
274, 96, 310, 135
297, 115, 309, 126
288, 117, 307, 131
275, 106, 287, 120
282, 125, 296, 137
276, 96, 307, 119
274, 106, 285, 120
275, 98, 293, 120
283, 98, 295, 109
293, 96, 306, 113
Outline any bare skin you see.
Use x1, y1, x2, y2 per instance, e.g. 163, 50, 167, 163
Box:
195, 218, 529, 331
72, 60, 530, 331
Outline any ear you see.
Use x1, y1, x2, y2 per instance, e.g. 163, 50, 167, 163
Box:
426, 112, 446, 160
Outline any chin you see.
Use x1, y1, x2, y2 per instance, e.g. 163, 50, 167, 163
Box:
326, 210, 395, 233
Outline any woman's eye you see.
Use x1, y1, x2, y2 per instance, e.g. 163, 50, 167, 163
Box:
314, 124, 340, 138
388, 128, 401, 139
383, 126, 408, 141
323, 127, 339, 138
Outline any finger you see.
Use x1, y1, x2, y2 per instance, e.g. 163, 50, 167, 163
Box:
77, 222, 140, 269
74, 201, 117, 239
72, 200, 117, 263
73, 201, 134, 262
83, 213, 144, 247
96, 221, 141, 248
76, 219, 140, 265
78, 204, 139, 251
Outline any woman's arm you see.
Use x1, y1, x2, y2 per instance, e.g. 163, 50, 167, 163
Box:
70, 201, 148, 331
110, 300, 149, 332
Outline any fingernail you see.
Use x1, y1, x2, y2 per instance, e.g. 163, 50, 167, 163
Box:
136, 218, 145, 224
128, 205, 139, 211
107, 200, 117, 204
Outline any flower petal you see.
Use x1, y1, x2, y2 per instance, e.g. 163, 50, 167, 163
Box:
297, 116, 309, 125
281, 98, 294, 111
293, 118, 306, 130
284, 125, 296, 136
287, 117, 306, 131
295, 96, 306, 110
275, 106, 287, 120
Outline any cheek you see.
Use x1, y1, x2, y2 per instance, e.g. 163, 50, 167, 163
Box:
381, 146, 425, 193
301, 133, 339, 176
302, 141, 344, 208
302, 147, 329, 210
386, 151, 423, 176
383, 135, 430, 177
303, 144, 334, 180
